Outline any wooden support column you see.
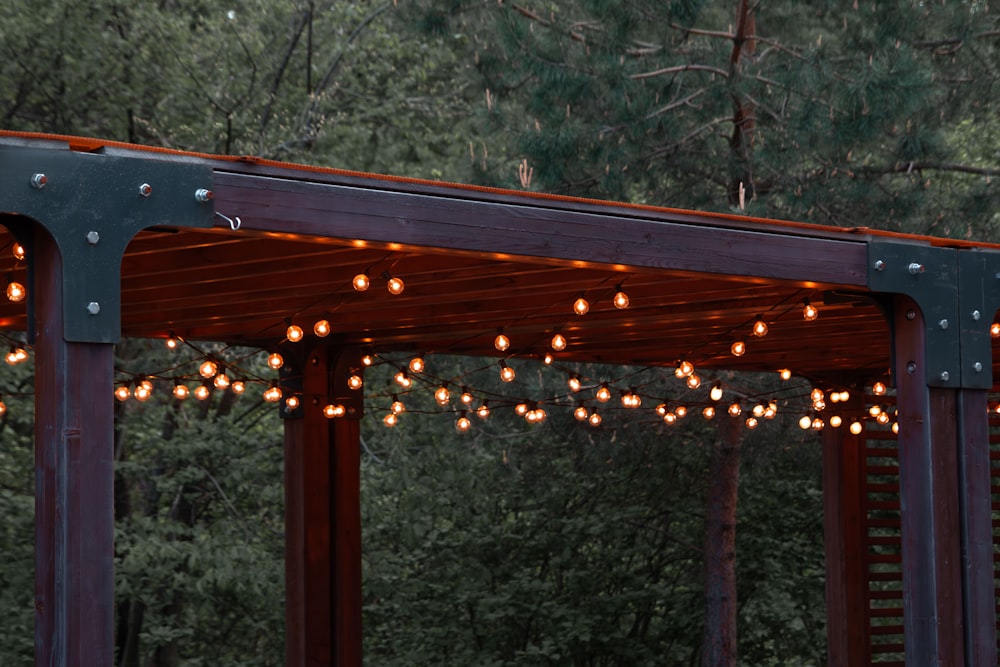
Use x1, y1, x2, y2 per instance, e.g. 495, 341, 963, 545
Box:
33, 227, 116, 666
285, 344, 363, 667
822, 396, 866, 667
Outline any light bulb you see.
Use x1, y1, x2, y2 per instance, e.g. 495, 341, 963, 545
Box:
383, 412, 398, 427
460, 388, 474, 405
231, 380, 246, 394
810, 388, 824, 402
5, 281, 25, 303
194, 384, 211, 401
435, 385, 450, 405
588, 411, 602, 427
992, 322, 1000, 337
409, 356, 425, 373
348, 374, 363, 390
872, 381, 887, 396
745, 417, 758, 429
499, 361, 516, 383
675, 360, 694, 378
702, 406, 716, 420
802, 299, 818, 321
710, 383, 724, 402
387, 276, 405, 295
267, 351, 284, 370
494, 330, 510, 352
830, 415, 843, 428
362, 354, 374, 366
199, 359, 218, 378
613, 286, 629, 309
664, 412, 678, 425
543, 353, 554, 365
391, 397, 406, 414
813, 400, 826, 412
165, 333, 182, 350
849, 421, 863, 435
4, 347, 25, 365
551, 333, 567, 351
574, 405, 589, 421
869, 405, 882, 417
728, 402, 742, 417
286, 323, 304, 342
730, 341, 746, 357
573, 296, 590, 315
752, 316, 768, 337
686, 374, 701, 389
838, 390, 851, 402
213, 373, 230, 390
675, 405, 688, 418
324, 404, 346, 418
115, 385, 131, 401
263, 385, 283, 402
394, 371, 411, 388
656, 403, 669, 416
811, 417, 824, 430
892, 422, 899, 434
830, 392, 841, 404
352, 273, 370, 292
134, 384, 151, 402
173, 383, 190, 400
798, 415, 812, 430
313, 319, 331, 337
568, 375, 582, 392
515, 402, 529, 416
876, 411, 890, 425
778, 368, 792, 381
285, 395, 301, 410
752, 404, 766, 418
596, 384, 611, 402
12, 243, 25, 261
477, 402, 490, 419
528, 407, 547, 423
456, 413, 472, 432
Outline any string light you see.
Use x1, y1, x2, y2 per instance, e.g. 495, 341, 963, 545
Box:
499, 361, 516, 383
134, 383, 152, 402
752, 404, 766, 418
394, 370, 411, 388
730, 341, 746, 357
702, 406, 716, 419
829, 415, 843, 428
567, 375, 582, 392
811, 417, 824, 430
435, 385, 451, 405
285, 321, 304, 343
115, 385, 131, 402
361, 353, 374, 367
285, 395, 301, 411
802, 299, 819, 321
778, 368, 792, 381
595, 383, 611, 402
267, 351, 284, 370
262, 384, 283, 403
231, 380, 246, 394
494, 329, 510, 352
11, 243, 24, 261
710, 383, 724, 402
728, 402, 742, 417
588, 410, 602, 427
213, 372, 231, 390
675, 360, 694, 378
477, 401, 490, 419
460, 387, 474, 405
391, 395, 406, 414
165, 332, 182, 350
872, 381, 887, 396
348, 374, 363, 390
0, 398, 9, 416
173, 382, 190, 400
876, 411, 890, 425
313, 319, 331, 337
514, 402, 529, 417
686, 374, 701, 389
526, 406, 547, 424
352, 272, 370, 292
386, 274, 405, 295
573, 295, 590, 315
409, 356, 425, 373
574, 404, 589, 421
5, 279, 25, 303
745, 417, 758, 429
4, 347, 27, 365
663, 412, 678, 425
613, 285, 629, 309
752, 316, 769, 337
194, 384, 211, 401
992, 322, 1000, 338
199, 358, 219, 378
455, 412, 472, 432
551, 333, 567, 351
675, 405, 688, 418
621, 390, 641, 408
543, 354, 554, 365
383, 412, 398, 427
656, 403, 669, 416
798, 415, 812, 430
324, 404, 346, 418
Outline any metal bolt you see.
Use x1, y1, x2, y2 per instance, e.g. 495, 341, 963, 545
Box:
939, 319, 949, 330
908, 262, 925, 275
874, 259, 886, 271
195, 188, 213, 202
31, 173, 47, 189
906, 309, 917, 320
973, 310, 982, 321
907, 361, 917, 373
86, 302, 101, 316
940, 371, 950, 382
138, 183, 152, 197
974, 362, 983, 373
86, 231, 100, 245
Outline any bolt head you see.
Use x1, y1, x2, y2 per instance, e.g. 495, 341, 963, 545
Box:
86, 301, 101, 315
195, 188, 213, 203
874, 259, 886, 271
906, 309, 917, 321
86, 231, 100, 245
138, 183, 152, 197
939, 371, 950, 382
973, 310, 982, 321
907, 361, 917, 373
939, 319, 949, 330
31, 173, 47, 189
974, 362, 984, 373
908, 262, 925, 275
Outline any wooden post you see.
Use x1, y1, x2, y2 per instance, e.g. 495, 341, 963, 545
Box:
285, 344, 363, 667
33, 227, 116, 665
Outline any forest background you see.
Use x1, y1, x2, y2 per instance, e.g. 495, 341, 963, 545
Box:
0, 0, 997, 665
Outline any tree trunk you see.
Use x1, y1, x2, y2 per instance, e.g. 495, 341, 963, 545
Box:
728, 0, 757, 208
701, 412, 742, 667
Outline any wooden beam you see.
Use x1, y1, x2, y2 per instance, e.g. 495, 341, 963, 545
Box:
33, 226, 115, 665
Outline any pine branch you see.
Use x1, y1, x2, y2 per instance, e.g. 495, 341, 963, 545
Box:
856, 161, 1000, 177
630, 63, 729, 80
510, 3, 585, 42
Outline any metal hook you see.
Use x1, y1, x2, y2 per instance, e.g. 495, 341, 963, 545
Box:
215, 211, 242, 231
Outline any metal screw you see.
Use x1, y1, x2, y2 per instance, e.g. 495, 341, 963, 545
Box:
940, 371, 950, 382
138, 183, 152, 197
195, 188, 213, 202
86, 302, 101, 315
908, 262, 925, 275
906, 309, 917, 320
974, 362, 983, 373
939, 319, 949, 330
973, 310, 982, 321
907, 361, 917, 373
86, 231, 100, 245
874, 259, 886, 271
31, 173, 47, 189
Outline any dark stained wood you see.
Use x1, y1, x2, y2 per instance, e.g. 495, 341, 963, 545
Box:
32, 226, 115, 666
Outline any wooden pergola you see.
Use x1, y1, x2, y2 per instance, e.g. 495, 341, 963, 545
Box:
0, 132, 997, 665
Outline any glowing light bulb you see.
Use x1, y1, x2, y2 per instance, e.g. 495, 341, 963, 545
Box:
568, 375, 582, 392
499, 361, 516, 383
408, 356, 425, 373
675, 360, 694, 378
551, 333, 567, 351
573, 296, 590, 315
543, 354, 553, 365
0, 400, 8, 416
231, 380, 246, 394
460, 388, 474, 405
613, 286, 629, 309
515, 402, 529, 417
285, 395, 301, 410
710, 383, 723, 402
4, 347, 26, 365
115, 385, 131, 401
830, 415, 843, 428
872, 381, 887, 396
752, 316, 768, 337
675, 405, 688, 418
811, 417, 824, 430
12, 243, 25, 261
267, 351, 284, 370
362, 354, 374, 367
199, 359, 218, 378
892, 422, 899, 434
435, 385, 451, 405
588, 411, 602, 427
313, 319, 331, 337
596, 384, 611, 402
348, 374, 363, 390
352, 273, 370, 291
876, 411, 890, 425
324, 404, 346, 418
686, 374, 701, 389
849, 421, 863, 435
286, 323, 304, 342
992, 322, 1000, 337
802, 299, 818, 321
383, 412, 398, 427
728, 402, 742, 417
869, 405, 882, 417
702, 406, 716, 420
574, 405, 589, 421
838, 391, 851, 402
165, 333, 182, 350
526, 407, 546, 424
745, 417, 758, 429
810, 388, 824, 403
778, 368, 792, 381
477, 402, 490, 419
5, 281, 25, 303
194, 384, 211, 401
213, 373, 230, 390
752, 404, 765, 418
656, 403, 668, 416
664, 412, 678, 425
730, 341, 746, 357
394, 371, 411, 388
494, 330, 510, 352
387, 276, 405, 295
391, 397, 406, 414
263, 385, 283, 402
173, 383, 190, 400
798, 415, 812, 430
456, 413, 472, 432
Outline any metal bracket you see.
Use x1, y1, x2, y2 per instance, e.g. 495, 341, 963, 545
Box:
0, 145, 214, 343
957, 250, 1000, 389
868, 239, 960, 388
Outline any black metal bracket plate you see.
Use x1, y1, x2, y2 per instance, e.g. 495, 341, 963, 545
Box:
0, 145, 214, 343
957, 250, 1000, 389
